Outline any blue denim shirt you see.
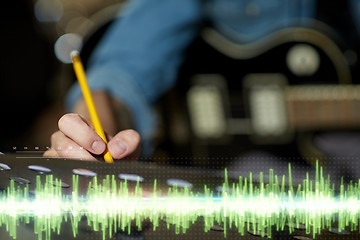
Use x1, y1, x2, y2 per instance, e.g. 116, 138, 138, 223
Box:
67, 0, 360, 156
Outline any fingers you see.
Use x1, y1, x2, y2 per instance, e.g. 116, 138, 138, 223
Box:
46, 113, 141, 161
43, 130, 97, 161
58, 113, 106, 155
108, 129, 141, 160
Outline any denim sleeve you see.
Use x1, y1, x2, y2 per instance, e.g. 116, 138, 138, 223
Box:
66, 0, 203, 156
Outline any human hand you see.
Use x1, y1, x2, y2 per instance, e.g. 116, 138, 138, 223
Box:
43, 113, 141, 161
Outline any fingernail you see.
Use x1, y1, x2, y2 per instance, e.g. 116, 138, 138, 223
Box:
92, 140, 105, 153
115, 140, 127, 156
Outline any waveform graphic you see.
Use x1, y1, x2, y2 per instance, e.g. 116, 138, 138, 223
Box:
0, 162, 359, 239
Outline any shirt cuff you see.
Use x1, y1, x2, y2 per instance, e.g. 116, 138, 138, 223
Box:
66, 66, 157, 157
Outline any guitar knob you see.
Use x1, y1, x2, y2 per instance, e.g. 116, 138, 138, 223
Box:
286, 44, 320, 77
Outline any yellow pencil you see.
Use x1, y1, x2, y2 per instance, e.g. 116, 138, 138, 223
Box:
70, 50, 114, 163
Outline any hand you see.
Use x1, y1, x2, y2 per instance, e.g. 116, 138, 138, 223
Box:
43, 113, 141, 161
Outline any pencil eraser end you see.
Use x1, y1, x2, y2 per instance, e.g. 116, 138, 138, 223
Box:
70, 50, 80, 59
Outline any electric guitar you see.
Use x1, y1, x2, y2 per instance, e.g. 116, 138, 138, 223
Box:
157, 20, 360, 166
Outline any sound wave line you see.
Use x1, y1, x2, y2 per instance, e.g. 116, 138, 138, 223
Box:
0, 162, 359, 239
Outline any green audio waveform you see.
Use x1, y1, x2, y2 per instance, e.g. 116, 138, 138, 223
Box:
0, 162, 359, 240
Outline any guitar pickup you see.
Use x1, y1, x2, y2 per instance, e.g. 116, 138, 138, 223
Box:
244, 73, 292, 144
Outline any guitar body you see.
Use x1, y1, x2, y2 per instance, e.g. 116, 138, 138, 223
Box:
156, 22, 360, 167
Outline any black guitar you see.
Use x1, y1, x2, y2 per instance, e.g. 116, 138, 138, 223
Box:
156, 20, 360, 167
